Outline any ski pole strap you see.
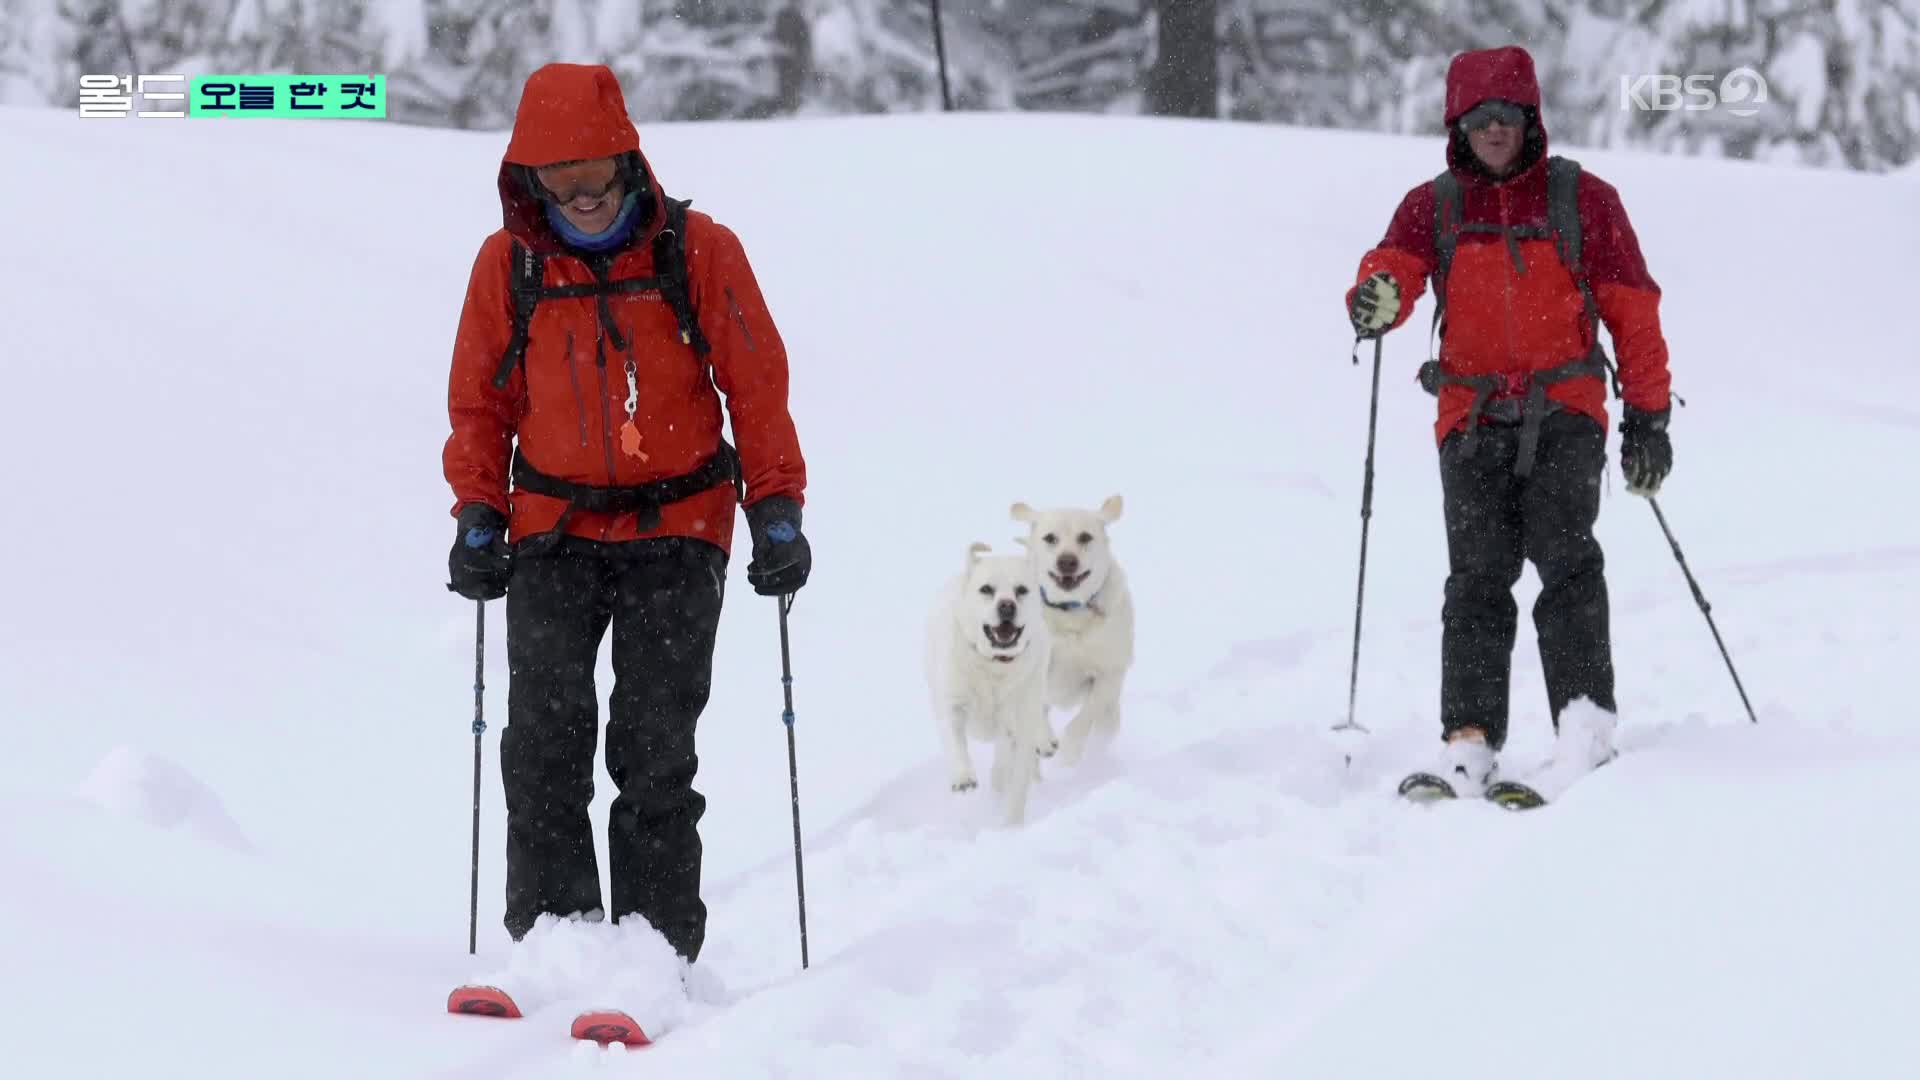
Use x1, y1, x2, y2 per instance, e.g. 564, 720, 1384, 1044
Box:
508, 442, 743, 554
1418, 351, 1609, 476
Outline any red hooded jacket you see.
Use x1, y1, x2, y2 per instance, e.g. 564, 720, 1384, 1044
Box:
1348, 46, 1672, 445
442, 63, 806, 553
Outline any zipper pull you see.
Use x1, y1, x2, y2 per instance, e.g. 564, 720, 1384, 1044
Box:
619, 356, 646, 461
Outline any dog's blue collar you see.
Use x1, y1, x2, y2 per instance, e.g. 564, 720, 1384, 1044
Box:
1041, 585, 1102, 613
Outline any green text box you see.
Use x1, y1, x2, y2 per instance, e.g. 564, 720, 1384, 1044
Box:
190, 75, 385, 118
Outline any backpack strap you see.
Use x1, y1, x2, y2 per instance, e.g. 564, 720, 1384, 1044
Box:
653, 197, 711, 358
1430, 168, 1462, 343
1418, 156, 1618, 473
1544, 155, 1623, 398
1418, 352, 1609, 477
488, 199, 710, 393
1546, 155, 1594, 342
510, 440, 742, 552
492, 240, 547, 390
1546, 156, 1582, 271
1427, 170, 1542, 340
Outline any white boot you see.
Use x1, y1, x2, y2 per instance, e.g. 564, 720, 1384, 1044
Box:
678, 957, 728, 1006
1530, 700, 1618, 797
1435, 730, 1497, 798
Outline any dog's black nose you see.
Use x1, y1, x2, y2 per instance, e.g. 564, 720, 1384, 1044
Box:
1057, 553, 1080, 575
996, 599, 1017, 622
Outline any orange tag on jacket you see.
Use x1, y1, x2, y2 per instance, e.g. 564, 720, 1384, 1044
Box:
619, 420, 648, 461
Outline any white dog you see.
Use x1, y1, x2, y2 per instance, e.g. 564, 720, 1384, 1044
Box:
1010, 495, 1135, 765
925, 543, 1055, 826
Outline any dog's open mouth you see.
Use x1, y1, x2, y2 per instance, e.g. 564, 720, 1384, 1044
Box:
1049, 570, 1090, 591
982, 622, 1024, 650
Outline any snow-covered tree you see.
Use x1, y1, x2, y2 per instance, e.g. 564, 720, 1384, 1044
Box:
1629, 0, 1920, 170
968, 0, 1151, 112
1, 0, 1910, 171
1145, 0, 1217, 117
1221, 0, 1468, 131
800, 0, 943, 113
0, 0, 76, 106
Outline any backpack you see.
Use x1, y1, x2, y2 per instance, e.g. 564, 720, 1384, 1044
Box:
1429, 154, 1599, 355
489, 196, 710, 391
1422, 155, 1622, 476
485, 195, 745, 544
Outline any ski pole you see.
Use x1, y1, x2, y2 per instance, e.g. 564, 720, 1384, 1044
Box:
1334, 335, 1384, 759
469, 598, 486, 954
1647, 497, 1758, 724
777, 594, 810, 969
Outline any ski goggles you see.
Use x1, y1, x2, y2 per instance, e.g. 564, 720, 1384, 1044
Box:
1458, 99, 1527, 132
531, 158, 625, 204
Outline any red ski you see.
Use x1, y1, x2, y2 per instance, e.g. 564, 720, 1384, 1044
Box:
449, 986, 650, 1048
571, 1009, 651, 1047
447, 984, 523, 1018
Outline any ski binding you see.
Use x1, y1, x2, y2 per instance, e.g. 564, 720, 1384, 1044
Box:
1397, 771, 1549, 810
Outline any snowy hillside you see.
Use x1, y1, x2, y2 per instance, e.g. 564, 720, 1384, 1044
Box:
3, 104, 1918, 1078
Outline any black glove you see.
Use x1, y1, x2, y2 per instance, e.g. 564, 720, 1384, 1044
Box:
448, 503, 513, 601
1348, 271, 1402, 338
743, 495, 811, 598
1619, 406, 1673, 497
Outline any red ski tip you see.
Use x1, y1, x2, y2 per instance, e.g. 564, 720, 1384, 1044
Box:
571, 1009, 651, 1047
448, 985, 523, 1018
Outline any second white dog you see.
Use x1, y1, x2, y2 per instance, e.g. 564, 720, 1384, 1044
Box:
1011, 495, 1136, 764
925, 542, 1055, 826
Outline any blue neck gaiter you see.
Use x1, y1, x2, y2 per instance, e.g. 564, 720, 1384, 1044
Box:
545, 191, 643, 253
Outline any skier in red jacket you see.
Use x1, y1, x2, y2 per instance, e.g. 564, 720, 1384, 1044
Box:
443, 63, 810, 961
1345, 46, 1674, 797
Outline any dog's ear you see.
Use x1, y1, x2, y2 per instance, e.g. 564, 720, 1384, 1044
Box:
1012, 535, 1030, 550
1010, 502, 1036, 524
1099, 494, 1124, 523
967, 542, 991, 567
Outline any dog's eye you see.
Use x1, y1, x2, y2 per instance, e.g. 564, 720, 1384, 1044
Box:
1076, 532, 1093, 546
978, 584, 994, 596
1043, 533, 1058, 546
1014, 585, 1029, 597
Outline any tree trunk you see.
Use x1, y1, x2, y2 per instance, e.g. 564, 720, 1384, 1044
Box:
1146, 0, 1217, 118
772, 3, 811, 113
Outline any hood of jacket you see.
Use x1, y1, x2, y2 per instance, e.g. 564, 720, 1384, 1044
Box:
1443, 45, 1548, 182
496, 63, 665, 255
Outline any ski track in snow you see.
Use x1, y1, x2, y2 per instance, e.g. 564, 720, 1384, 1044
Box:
452, 532, 1920, 1077
448, 591, 1919, 1077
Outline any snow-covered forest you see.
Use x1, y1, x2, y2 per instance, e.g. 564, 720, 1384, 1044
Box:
3, 0, 1915, 171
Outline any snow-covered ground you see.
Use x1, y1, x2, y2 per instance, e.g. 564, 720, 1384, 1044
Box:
4, 104, 1917, 1077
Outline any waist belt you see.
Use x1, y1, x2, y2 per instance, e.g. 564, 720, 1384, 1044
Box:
510, 441, 744, 551
1418, 350, 1607, 476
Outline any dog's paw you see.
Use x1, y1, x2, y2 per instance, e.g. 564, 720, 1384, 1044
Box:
1036, 736, 1059, 759
950, 775, 978, 793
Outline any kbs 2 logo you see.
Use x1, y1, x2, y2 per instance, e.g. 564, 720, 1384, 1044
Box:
1619, 68, 1770, 118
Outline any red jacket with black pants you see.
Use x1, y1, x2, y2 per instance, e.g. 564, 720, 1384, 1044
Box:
1346, 46, 1673, 753
441, 63, 809, 957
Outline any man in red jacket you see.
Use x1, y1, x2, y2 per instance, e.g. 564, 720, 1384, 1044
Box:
442, 63, 810, 961
1345, 46, 1673, 796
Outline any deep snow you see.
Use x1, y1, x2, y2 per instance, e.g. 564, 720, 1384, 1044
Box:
3, 103, 1918, 1077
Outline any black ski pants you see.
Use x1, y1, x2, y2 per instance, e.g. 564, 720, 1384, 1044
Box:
500, 534, 726, 962
1438, 410, 1616, 750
